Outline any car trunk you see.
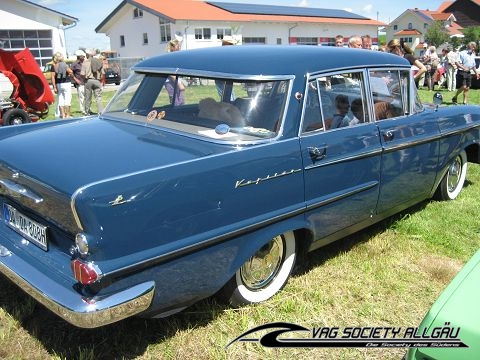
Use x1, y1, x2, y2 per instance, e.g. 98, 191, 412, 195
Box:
0, 117, 229, 236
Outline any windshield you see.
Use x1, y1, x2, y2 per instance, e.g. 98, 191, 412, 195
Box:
105, 72, 290, 141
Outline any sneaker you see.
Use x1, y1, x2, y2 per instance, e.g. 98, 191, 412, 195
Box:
451, 96, 457, 104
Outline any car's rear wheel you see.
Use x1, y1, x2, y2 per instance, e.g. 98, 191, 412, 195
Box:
435, 151, 467, 200
3, 108, 31, 125
220, 231, 296, 306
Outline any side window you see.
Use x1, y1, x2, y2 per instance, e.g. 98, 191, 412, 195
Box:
302, 71, 368, 134
369, 70, 405, 121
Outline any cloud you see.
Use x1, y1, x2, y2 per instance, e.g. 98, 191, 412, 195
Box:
362, 4, 374, 14
343, 8, 353, 13
298, 0, 309, 6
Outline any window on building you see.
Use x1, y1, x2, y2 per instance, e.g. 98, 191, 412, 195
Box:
133, 8, 143, 18
0, 29, 52, 67
277, 38, 282, 45
216, 28, 232, 40
159, 19, 171, 42
120, 35, 125, 47
143, 33, 148, 45
408, 23, 412, 30
243, 37, 266, 45
195, 28, 211, 40
424, 23, 428, 29
296, 37, 318, 46
393, 25, 398, 30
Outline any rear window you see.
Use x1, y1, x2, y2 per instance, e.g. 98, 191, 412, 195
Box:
105, 73, 291, 142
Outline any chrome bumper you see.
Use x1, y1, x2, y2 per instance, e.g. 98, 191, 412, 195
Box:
0, 244, 154, 328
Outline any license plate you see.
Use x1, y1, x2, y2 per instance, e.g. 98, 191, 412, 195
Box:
3, 204, 48, 250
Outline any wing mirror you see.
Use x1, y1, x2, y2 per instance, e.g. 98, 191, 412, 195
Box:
433, 92, 443, 110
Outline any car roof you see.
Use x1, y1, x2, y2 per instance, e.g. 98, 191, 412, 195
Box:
134, 45, 410, 78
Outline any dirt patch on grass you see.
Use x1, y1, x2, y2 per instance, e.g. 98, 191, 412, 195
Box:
416, 255, 463, 284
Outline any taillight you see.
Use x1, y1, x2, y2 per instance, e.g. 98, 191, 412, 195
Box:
71, 259, 101, 285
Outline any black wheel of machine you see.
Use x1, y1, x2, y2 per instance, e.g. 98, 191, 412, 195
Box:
3, 108, 31, 125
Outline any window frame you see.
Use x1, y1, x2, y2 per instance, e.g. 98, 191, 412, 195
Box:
301, 69, 370, 134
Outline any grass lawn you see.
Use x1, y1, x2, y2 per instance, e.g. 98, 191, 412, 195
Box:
1, 84, 479, 360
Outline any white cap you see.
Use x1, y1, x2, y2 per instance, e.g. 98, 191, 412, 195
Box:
75, 49, 86, 57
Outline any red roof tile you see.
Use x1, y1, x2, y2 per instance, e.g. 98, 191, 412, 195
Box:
395, 29, 423, 36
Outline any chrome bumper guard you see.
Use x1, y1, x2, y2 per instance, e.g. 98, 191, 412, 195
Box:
0, 244, 154, 328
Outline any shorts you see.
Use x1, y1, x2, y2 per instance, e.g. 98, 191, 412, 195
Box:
459, 70, 472, 88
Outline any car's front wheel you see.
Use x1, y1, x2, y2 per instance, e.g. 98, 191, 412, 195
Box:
435, 151, 467, 200
220, 231, 296, 306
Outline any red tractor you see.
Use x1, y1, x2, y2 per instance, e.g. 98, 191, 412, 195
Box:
0, 48, 54, 126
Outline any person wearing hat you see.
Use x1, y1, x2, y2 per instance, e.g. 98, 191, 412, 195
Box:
81, 48, 104, 115
71, 49, 86, 115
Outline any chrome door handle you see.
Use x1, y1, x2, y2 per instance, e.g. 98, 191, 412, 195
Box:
383, 130, 394, 141
308, 146, 327, 162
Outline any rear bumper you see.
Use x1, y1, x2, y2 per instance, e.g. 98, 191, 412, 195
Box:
0, 243, 154, 328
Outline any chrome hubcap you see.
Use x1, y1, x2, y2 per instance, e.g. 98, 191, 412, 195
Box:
12, 117, 24, 125
240, 235, 284, 291
447, 157, 461, 192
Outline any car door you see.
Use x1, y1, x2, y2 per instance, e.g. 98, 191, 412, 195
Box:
369, 69, 440, 214
299, 71, 382, 241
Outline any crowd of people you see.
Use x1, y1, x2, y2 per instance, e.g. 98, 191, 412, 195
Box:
50, 36, 479, 117
50, 48, 106, 118
335, 35, 479, 105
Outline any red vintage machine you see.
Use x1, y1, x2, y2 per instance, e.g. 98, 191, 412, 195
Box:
0, 48, 54, 125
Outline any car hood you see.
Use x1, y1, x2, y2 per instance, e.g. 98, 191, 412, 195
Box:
0, 118, 229, 195
407, 250, 480, 359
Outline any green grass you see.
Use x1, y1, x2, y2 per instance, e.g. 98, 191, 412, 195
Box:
1, 85, 480, 359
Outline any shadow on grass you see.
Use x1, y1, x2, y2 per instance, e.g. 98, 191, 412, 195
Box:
292, 201, 429, 277
0, 200, 433, 359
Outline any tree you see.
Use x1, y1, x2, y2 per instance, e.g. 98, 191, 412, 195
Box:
461, 26, 480, 47
424, 20, 450, 48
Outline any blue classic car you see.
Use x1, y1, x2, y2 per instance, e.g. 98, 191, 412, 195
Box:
0, 46, 479, 328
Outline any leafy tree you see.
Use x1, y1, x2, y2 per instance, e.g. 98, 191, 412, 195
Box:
424, 20, 450, 47
461, 26, 480, 47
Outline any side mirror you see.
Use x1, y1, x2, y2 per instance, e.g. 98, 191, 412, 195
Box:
433, 92, 443, 109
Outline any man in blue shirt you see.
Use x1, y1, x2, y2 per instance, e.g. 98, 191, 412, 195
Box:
452, 42, 479, 105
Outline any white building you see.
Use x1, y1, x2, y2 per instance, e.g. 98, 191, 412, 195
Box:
386, 7, 464, 57
1, 0, 77, 68
95, 0, 384, 58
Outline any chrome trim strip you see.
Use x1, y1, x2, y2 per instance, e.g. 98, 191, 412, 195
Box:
0, 179, 44, 203
304, 148, 382, 170
381, 131, 456, 153
306, 181, 379, 210
132, 67, 295, 82
0, 248, 154, 328
440, 122, 480, 137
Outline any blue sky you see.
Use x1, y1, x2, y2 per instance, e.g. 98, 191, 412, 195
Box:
32, 0, 444, 54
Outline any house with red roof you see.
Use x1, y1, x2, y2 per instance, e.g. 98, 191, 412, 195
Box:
437, 0, 480, 27
95, 0, 384, 58
385, 6, 465, 57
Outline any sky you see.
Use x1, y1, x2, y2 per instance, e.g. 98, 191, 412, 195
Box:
31, 0, 445, 55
